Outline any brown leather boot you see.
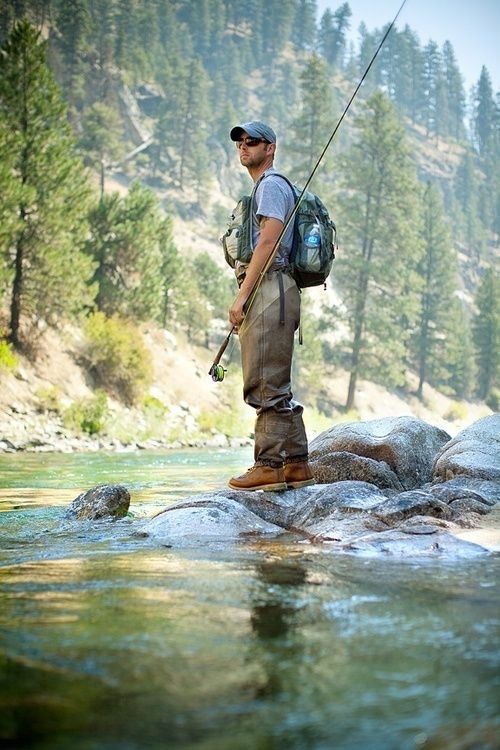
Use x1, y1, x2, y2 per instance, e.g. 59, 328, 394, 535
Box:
228, 464, 287, 492
284, 461, 315, 489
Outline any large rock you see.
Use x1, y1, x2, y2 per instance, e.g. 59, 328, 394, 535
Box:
66, 484, 130, 520
310, 417, 450, 490
432, 414, 500, 482
429, 476, 500, 506
371, 490, 452, 525
286, 482, 390, 541
309, 451, 403, 490
142, 493, 286, 546
339, 530, 488, 558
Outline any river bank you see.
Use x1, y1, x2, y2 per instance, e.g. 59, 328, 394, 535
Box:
0, 321, 492, 455
0, 403, 252, 454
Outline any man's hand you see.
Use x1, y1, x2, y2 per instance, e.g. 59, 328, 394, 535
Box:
229, 295, 246, 330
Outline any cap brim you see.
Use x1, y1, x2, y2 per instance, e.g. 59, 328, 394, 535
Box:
230, 126, 245, 141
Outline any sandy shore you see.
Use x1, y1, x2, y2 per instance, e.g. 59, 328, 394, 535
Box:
450, 505, 500, 552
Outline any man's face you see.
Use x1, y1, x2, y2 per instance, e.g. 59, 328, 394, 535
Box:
236, 132, 274, 168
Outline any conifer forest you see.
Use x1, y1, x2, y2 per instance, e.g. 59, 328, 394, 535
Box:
0, 0, 498, 412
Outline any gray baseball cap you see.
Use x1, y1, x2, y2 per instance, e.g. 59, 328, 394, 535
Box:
230, 121, 277, 143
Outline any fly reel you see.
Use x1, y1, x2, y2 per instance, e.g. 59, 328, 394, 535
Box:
209, 363, 227, 382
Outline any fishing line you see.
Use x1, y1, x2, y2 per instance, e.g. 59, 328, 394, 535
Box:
209, 0, 409, 381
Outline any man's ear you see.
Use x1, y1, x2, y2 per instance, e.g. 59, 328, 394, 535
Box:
267, 142, 276, 156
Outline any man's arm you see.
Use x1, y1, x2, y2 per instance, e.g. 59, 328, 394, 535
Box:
229, 215, 283, 329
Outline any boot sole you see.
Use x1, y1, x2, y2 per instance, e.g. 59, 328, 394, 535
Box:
228, 481, 288, 492
286, 479, 315, 489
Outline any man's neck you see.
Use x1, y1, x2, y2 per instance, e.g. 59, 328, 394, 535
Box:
248, 157, 274, 182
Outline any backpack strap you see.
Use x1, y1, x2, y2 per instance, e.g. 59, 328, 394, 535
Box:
253, 171, 299, 262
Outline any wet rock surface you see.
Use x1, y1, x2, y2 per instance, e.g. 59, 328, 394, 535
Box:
144, 494, 284, 546
68, 416, 500, 558
66, 484, 130, 520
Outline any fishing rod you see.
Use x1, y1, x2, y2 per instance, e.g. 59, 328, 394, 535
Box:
209, 0, 409, 383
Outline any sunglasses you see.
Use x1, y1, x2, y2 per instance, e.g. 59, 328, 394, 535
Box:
236, 137, 269, 149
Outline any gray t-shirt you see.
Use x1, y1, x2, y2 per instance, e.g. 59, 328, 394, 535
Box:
252, 168, 295, 267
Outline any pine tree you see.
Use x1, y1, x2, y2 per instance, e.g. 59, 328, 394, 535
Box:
195, 252, 235, 320
292, 0, 317, 52
289, 53, 334, 179
319, 3, 352, 69
158, 217, 182, 329
442, 40, 465, 139
421, 40, 444, 136
86, 183, 165, 321
336, 92, 421, 410
79, 102, 123, 199
438, 298, 476, 399
473, 268, 499, 401
155, 57, 211, 194
473, 66, 495, 156
0, 20, 94, 348
88, 0, 115, 101
356, 23, 379, 95
0, 117, 22, 298
259, 0, 294, 65
394, 26, 423, 123
412, 183, 458, 399
453, 150, 485, 258
54, 0, 89, 109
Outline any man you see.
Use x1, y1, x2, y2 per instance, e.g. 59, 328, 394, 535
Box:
227, 120, 314, 492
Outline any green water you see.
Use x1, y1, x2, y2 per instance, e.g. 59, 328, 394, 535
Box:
0, 450, 498, 750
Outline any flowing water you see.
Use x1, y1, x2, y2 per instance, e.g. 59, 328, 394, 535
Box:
0, 449, 498, 750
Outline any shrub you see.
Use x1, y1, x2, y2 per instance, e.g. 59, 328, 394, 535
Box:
63, 390, 108, 435
36, 386, 62, 414
0, 339, 18, 372
444, 401, 468, 422
141, 394, 167, 415
84, 312, 153, 404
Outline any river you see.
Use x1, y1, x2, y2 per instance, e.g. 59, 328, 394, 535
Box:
0, 449, 498, 749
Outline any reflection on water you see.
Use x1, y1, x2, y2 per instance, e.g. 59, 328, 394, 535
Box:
0, 450, 499, 749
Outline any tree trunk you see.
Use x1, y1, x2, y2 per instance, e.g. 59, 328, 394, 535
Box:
9, 228, 25, 349
345, 179, 381, 410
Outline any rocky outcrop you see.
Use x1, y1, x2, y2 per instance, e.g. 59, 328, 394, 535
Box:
309, 417, 450, 490
67, 416, 499, 558
66, 484, 130, 520
432, 414, 500, 482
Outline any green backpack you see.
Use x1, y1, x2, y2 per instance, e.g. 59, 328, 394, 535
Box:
221, 172, 336, 288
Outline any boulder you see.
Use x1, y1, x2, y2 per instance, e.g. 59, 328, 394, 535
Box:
339, 530, 488, 558
286, 482, 390, 542
371, 490, 452, 525
222, 488, 300, 529
310, 416, 450, 490
309, 451, 403, 490
289, 482, 388, 526
395, 515, 455, 535
66, 484, 130, 520
432, 414, 500, 482
142, 492, 285, 546
429, 476, 500, 507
